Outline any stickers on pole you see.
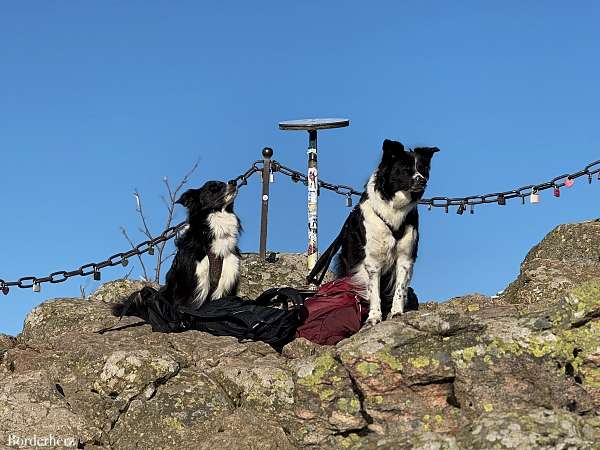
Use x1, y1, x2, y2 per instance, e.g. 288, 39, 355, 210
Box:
307, 167, 318, 193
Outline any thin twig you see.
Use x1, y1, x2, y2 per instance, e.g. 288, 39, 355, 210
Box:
134, 190, 154, 241
123, 266, 134, 280
120, 226, 150, 281
120, 160, 198, 285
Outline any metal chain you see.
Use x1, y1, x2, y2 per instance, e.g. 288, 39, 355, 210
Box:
272, 159, 600, 212
0, 164, 260, 295
2, 156, 599, 295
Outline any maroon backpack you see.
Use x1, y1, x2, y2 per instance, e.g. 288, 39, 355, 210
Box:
296, 277, 369, 345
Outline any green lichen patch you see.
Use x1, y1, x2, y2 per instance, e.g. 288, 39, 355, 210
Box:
298, 352, 337, 388
356, 361, 380, 376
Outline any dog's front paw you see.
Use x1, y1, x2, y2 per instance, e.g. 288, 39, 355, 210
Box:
387, 310, 403, 320
364, 312, 382, 328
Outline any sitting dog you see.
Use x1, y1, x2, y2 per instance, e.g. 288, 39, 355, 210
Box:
309, 139, 438, 325
160, 180, 242, 308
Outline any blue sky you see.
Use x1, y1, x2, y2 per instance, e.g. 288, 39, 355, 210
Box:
1, 2, 599, 335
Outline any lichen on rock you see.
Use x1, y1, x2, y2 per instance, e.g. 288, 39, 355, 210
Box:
1, 220, 600, 449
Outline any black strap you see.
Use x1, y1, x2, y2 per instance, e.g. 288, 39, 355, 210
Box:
306, 207, 359, 286
254, 287, 307, 309
372, 210, 406, 241
207, 252, 223, 298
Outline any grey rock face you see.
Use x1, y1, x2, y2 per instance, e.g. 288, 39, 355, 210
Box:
238, 253, 333, 299
1, 221, 599, 449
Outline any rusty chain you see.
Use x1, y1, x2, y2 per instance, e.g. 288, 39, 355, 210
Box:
2, 157, 599, 295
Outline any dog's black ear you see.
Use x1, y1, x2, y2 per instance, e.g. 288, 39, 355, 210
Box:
175, 189, 195, 208
414, 147, 440, 161
382, 139, 405, 158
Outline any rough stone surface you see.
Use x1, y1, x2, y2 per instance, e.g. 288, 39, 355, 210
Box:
501, 220, 600, 306
238, 253, 333, 299
0, 334, 15, 354
1, 221, 600, 449
89, 279, 159, 304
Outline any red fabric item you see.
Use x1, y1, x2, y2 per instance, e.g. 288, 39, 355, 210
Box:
296, 277, 369, 345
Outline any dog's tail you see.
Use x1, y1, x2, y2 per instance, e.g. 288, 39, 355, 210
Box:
111, 287, 156, 319
100, 286, 185, 333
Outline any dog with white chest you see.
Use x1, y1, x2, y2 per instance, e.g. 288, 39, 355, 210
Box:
161, 180, 242, 308
323, 139, 439, 325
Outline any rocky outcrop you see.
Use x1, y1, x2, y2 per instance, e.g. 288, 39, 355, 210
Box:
501, 220, 600, 306
1, 221, 599, 449
238, 253, 333, 299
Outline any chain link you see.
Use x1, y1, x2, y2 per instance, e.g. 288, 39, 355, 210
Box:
2, 157, 599, 294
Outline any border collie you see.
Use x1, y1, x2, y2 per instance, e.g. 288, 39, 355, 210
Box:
309, 139, 438, 325
160, 180, 242, 307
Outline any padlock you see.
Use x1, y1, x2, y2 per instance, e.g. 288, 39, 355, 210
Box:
122, 258, 129, 267
1, 285, 8, 295
565, 178, 574, 188
33, 282, 41, 293
93, 269, 101, 281
497, 194, 506, 206
553, 186, 560, 197
269, 172, 274, 183
346, 195, 353, 207
530, 191, 540, 204
588, 173, 593, 184
470, 204, 475, 214
456, 203, 465, 215
148, 246, 155, 256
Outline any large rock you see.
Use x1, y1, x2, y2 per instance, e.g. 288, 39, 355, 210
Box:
238, 253, 333, 299
501, 220, 600, 307
1, 225, 600, 449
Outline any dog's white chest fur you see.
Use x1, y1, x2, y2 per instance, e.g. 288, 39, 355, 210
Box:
357, 174, 417, 275
193, 211, 240, 304
360, 202, 415, 274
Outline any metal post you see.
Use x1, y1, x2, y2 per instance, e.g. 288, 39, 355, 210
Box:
259, 147, 273, 259
307, 131, 318, 272
278, 117, 350, 274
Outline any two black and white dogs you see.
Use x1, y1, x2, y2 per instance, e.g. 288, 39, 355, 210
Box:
115, 139, 437, 330
158, 139, 438, 325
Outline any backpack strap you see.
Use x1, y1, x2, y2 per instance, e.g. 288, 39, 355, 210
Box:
306, 206, 359, 286
254, 287, 307, 309
207, 251, 224, 298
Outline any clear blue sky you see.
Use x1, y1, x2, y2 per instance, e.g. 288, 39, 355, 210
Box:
1, 2, 599, 335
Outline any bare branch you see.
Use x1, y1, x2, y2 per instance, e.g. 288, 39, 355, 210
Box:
155, 161, 199, 283
123, 266, 135, 280
122, 161, 199, 285
134, 190, 154, 241
160, 195, 170, 209
120, 226, 150, 281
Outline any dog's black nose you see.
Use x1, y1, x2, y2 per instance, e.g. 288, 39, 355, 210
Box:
413, 174, 427, 187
